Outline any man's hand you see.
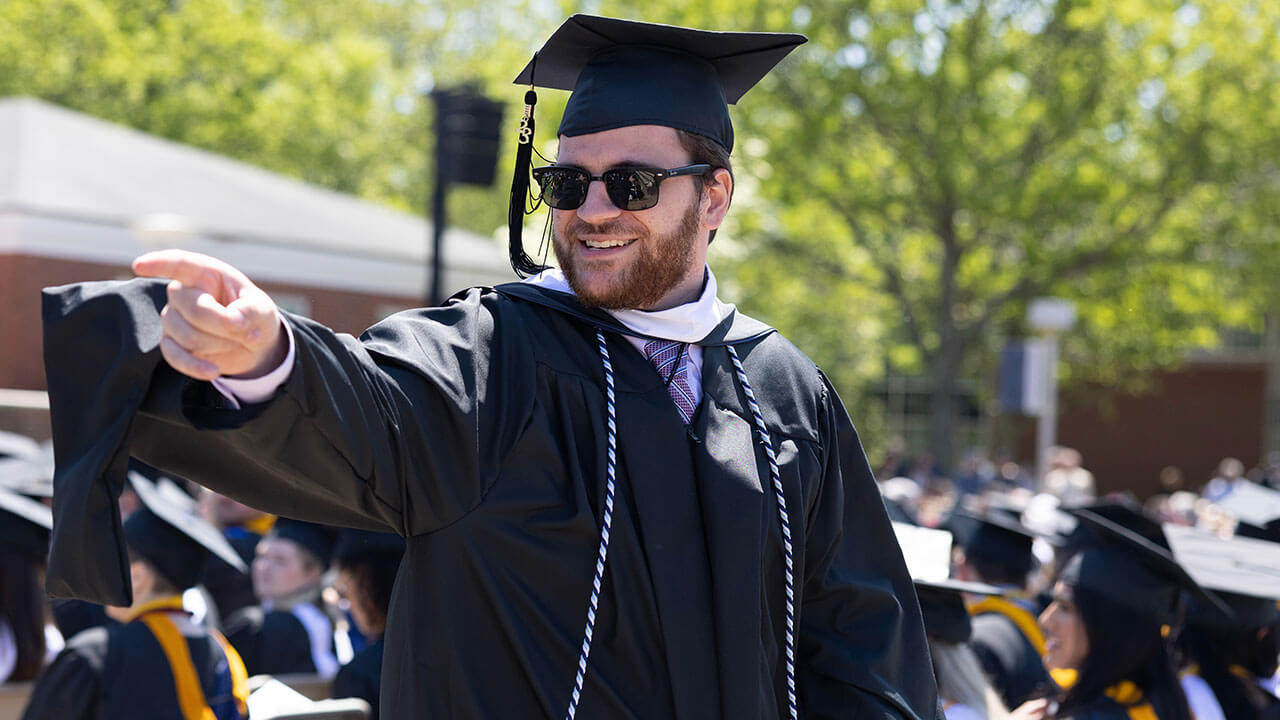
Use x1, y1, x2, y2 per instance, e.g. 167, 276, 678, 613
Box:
132, 250, 287, 382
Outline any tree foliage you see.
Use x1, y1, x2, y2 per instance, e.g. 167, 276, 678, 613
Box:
594, 0, 1280, 466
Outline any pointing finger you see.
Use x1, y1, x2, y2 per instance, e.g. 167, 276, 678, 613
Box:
134, 250, 252, 300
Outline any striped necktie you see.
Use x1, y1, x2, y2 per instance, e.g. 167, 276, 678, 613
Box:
642, 338, 696, 424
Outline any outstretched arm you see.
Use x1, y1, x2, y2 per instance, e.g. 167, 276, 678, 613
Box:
131, 249, 288, 382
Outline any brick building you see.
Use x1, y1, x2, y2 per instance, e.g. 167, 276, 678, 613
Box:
0, 97, 517, 438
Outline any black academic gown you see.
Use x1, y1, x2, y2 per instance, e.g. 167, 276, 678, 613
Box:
970, 611, 1054, 707
223, 605, 317, 676
42, 279, 940, 720
332, 637, 384, 719
21, 612, 243, 720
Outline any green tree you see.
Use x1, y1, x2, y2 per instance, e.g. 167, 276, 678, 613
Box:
595, 0, 1280, 468
0, 0, 554, 239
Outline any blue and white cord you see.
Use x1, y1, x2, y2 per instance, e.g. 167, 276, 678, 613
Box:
564, 330, 618, 720
728, 344, 798, 720
569, 336, 797, 720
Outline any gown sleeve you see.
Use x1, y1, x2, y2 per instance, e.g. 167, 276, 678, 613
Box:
796, 371, 942, 720
19, 628, 106, 720
129, 286, 532, 537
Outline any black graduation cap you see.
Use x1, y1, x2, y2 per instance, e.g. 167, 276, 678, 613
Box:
124, 470, 248, 591
1068, 499, 1168, 549
0, 483, 53, 563
946, 509, 1037, 577
1164, 523, 1280, 630
915, 578, 1003, 644
891, 520, 1004, 643
270, 518, 339, 571
1061, 507, 1228, 624
506, 14, 806, 275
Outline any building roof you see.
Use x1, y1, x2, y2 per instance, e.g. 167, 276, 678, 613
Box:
0, 97, 513, 286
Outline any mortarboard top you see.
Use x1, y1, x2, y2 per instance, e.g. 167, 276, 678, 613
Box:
124, 470, 248, 591
1068, 499, 1168, 549
945, 509, 1037, 576
892, 522, 954, 583
1063, 507, 1228, 624
1217, 481, 1280, 529
270, 518, 339, 571
1163, 523, 1280, 629
891, 521, 1004, 642
0, 483, 52, 563
0, 432, 54, 498
1234, 518, 1280, 544
0, 429, 42, 460
513, 15, 807, 152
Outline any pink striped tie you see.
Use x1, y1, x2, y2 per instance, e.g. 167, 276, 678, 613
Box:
642, 339, 696, 424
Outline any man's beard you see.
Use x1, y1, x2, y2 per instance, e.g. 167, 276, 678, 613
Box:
553, 195, 703, 310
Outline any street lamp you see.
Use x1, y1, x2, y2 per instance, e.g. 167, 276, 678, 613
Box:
1027, 297, 1076, 487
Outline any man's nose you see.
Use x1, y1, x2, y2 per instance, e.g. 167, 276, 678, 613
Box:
574, 178, 624, 224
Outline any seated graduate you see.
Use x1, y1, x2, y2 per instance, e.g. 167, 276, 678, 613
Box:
225, 518, 340, 677
330, 529, 405, 720
1027, 507, 1228, 720
0, 484, 54, 684
21, 472, 250, 720
916, 577, 1012, 720
949, 508, 1054, 708
197, 489, 276, 620
1166, 524, 1280, 720
897, 521, 1010, 720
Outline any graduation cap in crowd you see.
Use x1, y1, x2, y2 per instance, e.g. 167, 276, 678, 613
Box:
506, 14, 807, 275
0, 431, 54, 498
1062, 507, 1228, 624
1069, 499, 1168, 548
891, 521, 1003, 643
0, 483, 53, 563
123, 470, 248, 592
1164, 523, 1280, 630
946, 509, 1038, 577
270, 518, 339, 571
1218, 482, 1280, 542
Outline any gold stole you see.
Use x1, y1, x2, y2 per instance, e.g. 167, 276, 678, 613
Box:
968, 596, 1047, 656
131, 597, 249, 720
1050, 668, 1158, 720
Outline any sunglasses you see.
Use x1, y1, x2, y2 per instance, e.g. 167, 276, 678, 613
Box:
531, 163, 711, 211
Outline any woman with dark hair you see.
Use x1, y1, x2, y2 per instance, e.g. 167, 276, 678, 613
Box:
1165, 525, 1280, 720
0, 486, 54, 684
1018, 508, 1222, 720
330, 530, 405, 720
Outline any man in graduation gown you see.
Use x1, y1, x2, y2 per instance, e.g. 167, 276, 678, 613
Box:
41, 14, 940, 719
22, 474, 249, 720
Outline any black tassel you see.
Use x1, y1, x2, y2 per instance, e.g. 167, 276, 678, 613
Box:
509, 88, 548, 277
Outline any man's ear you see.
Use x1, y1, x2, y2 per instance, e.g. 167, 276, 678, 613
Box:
702, 168, 733, 231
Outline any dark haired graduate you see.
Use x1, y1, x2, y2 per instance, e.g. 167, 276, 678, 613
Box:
42, 15, 939, 719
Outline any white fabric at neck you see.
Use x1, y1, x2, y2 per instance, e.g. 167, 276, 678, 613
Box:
522, 266, 735, 343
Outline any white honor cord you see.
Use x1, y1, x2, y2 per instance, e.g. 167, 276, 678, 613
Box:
726, 344, 798, 720
568, 335, 797, 720
564, 330, 618, 720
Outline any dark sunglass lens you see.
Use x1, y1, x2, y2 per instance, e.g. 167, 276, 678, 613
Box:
605, 169, 660, 211
536, 168, 588, 210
